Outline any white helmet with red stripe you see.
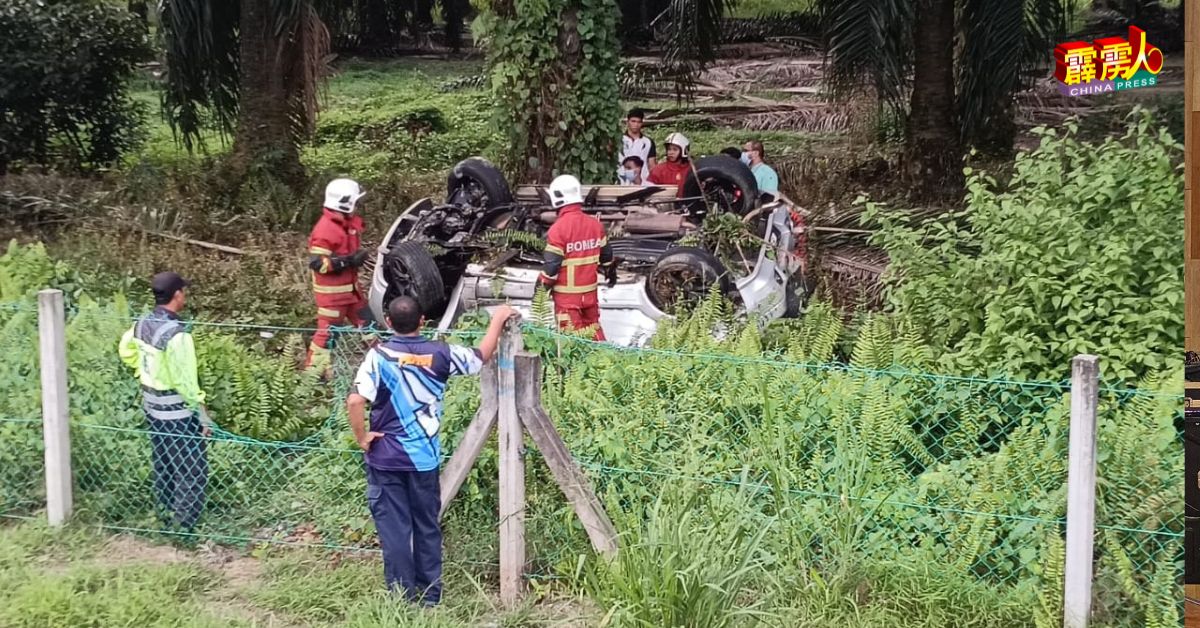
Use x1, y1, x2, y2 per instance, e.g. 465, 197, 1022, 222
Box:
549, 174, 583, 209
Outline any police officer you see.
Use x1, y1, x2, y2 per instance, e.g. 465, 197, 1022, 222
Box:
118, 272, 212, 534
306, 178, 370, 376
539, 174, 616, 341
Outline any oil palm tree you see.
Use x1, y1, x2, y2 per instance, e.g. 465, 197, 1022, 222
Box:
817, 0, 1064, 194
158, 0, 330, 187
650, 0, 1064, 196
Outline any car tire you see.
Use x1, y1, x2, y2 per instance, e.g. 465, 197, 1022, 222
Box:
447, 157, 513, 209
381, 241, 446, 317
647, 246, 735, 313
681, 155, 759, 217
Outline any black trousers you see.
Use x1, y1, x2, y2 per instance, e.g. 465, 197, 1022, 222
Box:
146, 414, 208, 532
366, 466, 443, 605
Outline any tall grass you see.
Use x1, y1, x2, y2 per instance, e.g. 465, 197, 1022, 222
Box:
583, 482, 775, 627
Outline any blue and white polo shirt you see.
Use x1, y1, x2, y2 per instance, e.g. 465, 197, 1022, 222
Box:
353, 335, 484, 472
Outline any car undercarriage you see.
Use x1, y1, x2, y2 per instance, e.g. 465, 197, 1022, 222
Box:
367, 157, 808, 346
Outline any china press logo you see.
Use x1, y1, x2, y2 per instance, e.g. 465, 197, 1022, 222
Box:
1054, 25, 1164, 96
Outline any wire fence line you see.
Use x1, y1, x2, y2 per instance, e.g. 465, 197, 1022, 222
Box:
0, 296, 1183, 625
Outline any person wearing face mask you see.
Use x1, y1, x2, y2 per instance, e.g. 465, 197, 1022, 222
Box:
741, 140, 779, 197
617, 156, 644, 186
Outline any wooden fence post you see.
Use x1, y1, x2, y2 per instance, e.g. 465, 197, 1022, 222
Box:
1063, 354, 1100, 628
438, 314, 619, 604
38, 289, 72, 527
515, 353, 618, 556
497, 315, 525, 607
439, 362, 498, 520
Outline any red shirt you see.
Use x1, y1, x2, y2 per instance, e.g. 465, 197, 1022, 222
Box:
647, 159, 692, 196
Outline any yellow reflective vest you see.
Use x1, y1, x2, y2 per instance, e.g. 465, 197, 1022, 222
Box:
118, 307, 207, 422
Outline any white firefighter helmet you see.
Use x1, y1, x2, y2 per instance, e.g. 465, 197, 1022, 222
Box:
664, 132, 690, 158
324, 178, 366, 213
548, 174, 583, 209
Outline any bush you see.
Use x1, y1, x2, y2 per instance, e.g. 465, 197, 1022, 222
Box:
866, 110, 1182, 384
0, 0, 151, 173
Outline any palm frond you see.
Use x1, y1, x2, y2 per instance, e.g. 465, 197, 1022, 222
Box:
158, 0, 330, 151
817, 0, 913, 116
958, 0, 1064, 147
653, 0, 738, 101
283, 2, 332, 141
157, 0, 241, 150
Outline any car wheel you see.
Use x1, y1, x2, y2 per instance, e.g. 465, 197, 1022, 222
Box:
681, 155, 759, 218
647, 246, 735, 314
447, 157, 513, 209
381, 241, 447, 317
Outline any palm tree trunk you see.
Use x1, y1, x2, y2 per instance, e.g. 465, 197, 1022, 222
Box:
361, 0, 393, 48
901, 0, 963, 197
231, 0, 306, 187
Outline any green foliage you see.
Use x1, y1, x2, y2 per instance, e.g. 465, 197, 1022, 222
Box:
0, 524, 226, 628
866, 111, 1183, 384
584, 484, 774, 627
477, 0, 623, 182
195, 331, 327, 441
0, 0, 151, 172
306, 61, 501, 179
480, 228, 547, 254
0, 246, 1180, 626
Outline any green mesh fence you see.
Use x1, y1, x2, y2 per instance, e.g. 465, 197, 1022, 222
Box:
0, 297, 1182, 626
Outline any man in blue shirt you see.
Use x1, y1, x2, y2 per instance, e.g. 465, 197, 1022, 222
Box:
741, 139, 780, 197
347, 296, 514, 605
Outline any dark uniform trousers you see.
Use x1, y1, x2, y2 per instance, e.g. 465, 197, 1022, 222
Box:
147, 412, 208, 532
367, 466, 443, 605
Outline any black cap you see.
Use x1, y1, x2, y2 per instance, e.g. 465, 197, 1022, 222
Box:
151, 272, 189, 300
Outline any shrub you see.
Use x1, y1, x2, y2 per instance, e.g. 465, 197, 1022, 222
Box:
0, 0, 151, 173
866, 110, 1182, 384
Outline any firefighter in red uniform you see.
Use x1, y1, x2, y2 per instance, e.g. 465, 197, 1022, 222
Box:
539, 174, 616, 341
305, 178, 370, 375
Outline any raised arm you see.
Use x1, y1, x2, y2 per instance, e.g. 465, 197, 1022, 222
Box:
477, 305, 516, 363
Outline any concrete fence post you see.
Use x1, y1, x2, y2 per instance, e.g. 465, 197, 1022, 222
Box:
1063, 354, 1100, 628
38, 289, 72, 527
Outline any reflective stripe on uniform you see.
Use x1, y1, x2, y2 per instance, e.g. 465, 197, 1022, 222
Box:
562, 255, 600, 266
143, 402, 193, 421
310, 246, 333, 255
312, 282, 355, 294
317, 307, 342, 318
150, 320, 181, 348
319, 258, 332, 273
545, 244, 564, 256
141, 386, 185, 406
552, 283, 598, 294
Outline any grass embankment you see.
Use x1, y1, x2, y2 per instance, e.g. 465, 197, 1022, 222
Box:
0, 519, 592, 627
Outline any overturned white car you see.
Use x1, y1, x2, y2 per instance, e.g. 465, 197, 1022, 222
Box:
367, 157, 808, 346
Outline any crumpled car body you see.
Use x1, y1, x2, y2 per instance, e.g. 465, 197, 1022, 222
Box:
366, 158, 807, 346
